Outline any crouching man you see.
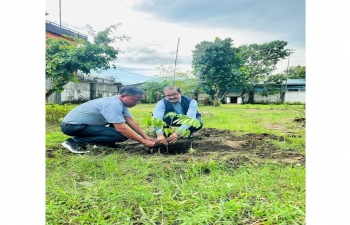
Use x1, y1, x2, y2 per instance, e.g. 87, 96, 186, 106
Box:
152, 86, 203, 146
60, 86, 156, 153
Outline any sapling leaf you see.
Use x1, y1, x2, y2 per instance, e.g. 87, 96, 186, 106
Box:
184, 129, 191, 137
145, 117, 152, 126
151, 117, 166, 127
145, 113, 199, 139
189, 147, 195, 154
193, 120, 201, 128
178, 129, 185, 136
153, 120, 162, 127
178, 129, 190, 137
164, 128, 172, 136
182, 119, 191, 125
164, 112, 177, 120
176, 114, 184, 120
189, 142, 195, 154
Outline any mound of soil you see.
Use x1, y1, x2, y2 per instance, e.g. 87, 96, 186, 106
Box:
46, 128, 305, 166
102, 128, 305, 166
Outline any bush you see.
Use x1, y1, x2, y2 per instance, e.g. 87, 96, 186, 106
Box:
46, 104, 75, 124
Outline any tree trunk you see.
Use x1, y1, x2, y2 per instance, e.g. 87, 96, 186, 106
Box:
240, 89, 247, 104
280, 91, 286, 103
46, 89, 56, 102
248, 90, 255, 103
194, 89, 199, 100
218, 91, 227, 104
213, 84, 220, 107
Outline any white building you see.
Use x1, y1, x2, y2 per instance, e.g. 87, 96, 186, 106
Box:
198, 79, 305, 104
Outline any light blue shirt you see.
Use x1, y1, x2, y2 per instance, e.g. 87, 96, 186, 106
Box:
63, 95, 132, 125
152, 98, 198, 135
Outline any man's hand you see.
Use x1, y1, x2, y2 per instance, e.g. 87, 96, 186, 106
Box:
156, 134, 168, 146
144, 135, 155, 142
166, 133, 179, 144
142, 140, 156, 147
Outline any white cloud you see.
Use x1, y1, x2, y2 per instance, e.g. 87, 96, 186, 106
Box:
46, 0, 305, 76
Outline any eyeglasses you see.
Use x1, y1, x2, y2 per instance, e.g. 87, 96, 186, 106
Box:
164, 92, 179, 98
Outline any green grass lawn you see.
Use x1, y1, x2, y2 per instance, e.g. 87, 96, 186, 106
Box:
46, 103, 305, 224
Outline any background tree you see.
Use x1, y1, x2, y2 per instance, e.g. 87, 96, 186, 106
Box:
45, 24, 129, 100
141, 65, 200, 103
285, 65, 306, 79
192, 37, 243, 106
238, 40, 292, 103
140, 78, 170, 103
257, 73, 287, 97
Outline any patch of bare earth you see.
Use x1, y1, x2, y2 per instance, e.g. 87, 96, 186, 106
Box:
98, 128, 304, 166
47, 128, 305, 166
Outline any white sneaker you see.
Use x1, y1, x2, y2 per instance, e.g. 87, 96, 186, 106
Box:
61, 138, 90, 154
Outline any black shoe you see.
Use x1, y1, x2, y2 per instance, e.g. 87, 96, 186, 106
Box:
188, 133, 194, 139
61, 138, 90, 154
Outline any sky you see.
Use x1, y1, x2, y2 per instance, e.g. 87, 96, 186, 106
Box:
45, 0, 305, 78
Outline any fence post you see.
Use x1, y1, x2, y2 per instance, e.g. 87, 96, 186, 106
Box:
90, 83, 96, 100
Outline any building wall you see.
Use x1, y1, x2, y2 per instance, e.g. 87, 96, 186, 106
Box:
198, 92, 208, 102
46, 81, 122, 104
253, 93, 282, 103
60, 82, 91, 103
226, 92, 281, 103
285, 91, 305, 103
197, 91, 305, 104
46, 32, 62, 39
46, 31, 73, 42
47, 92, 60, 104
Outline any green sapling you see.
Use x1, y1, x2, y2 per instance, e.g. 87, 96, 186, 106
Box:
145, 112, 201, 138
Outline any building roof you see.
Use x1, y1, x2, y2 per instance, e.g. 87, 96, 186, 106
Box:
282, 79, 305, 85
46, 20, 88, 40
256, 78, 305, 85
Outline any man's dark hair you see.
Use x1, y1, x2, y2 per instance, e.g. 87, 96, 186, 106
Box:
119, 86, 145, 96
162, 86, 181, 93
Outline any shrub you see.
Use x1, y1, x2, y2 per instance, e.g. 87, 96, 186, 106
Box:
46, 104, 74, 124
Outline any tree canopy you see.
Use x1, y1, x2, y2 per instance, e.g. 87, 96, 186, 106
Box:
140, 65, 199, 103
238, 40, 292, 103
192, 37, 243, 106
45, 24, 129, 99
285, 65, 306, 79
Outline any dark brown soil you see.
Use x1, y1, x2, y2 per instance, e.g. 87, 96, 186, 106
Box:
46, 128, 305, 166
72, 128, 305, 166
